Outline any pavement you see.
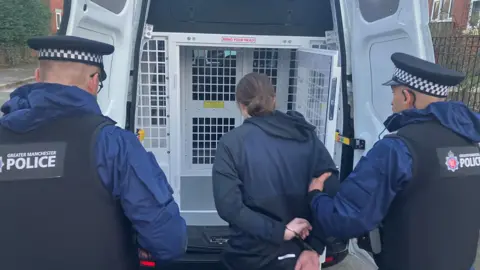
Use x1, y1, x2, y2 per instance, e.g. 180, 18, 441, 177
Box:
0, 64, 37, 114
0, 63, 37, 91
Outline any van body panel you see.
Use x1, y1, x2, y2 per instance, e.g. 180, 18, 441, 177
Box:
345, 0, 434, 164
65, 0, 146, 127
146, 0, 333, 37
340, 0, 434, 257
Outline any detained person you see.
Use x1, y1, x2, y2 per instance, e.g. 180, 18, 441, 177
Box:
212, 72, 342, 270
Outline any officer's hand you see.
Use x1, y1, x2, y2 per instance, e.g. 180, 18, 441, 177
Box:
295, 250, 320, 270
284, 218, 312, 241
308, 172, 332, 192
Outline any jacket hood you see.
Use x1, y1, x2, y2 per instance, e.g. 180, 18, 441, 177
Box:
384, 101, 480, 142
0, 83, 105, 133
244, 110, 317, 142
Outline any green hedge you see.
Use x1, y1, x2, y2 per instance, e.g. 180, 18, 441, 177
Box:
0, 0, 51, 65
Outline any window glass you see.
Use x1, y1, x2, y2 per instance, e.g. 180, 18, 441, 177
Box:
439, 0, 452, 20
471, 1, 480, 27
55, 10, 62, 30
358, 0, 400, 23
432, 1, 440, 20
91, 0, 127, 14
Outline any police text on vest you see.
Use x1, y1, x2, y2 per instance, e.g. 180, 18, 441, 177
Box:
5, 151, 57, 171
458, 153, 480, 168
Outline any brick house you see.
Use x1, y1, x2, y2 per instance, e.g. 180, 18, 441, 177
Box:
428, 0, 480, 30
428, 0, 480, 102
42, 0, 64, 34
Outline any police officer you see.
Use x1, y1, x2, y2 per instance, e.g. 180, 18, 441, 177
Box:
0, 35, 187, 270
307, 52, 480, 270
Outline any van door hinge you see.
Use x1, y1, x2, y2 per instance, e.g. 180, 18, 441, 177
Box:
346, 74, 352, 82
143, 24, 153, 39
335, 130, 365, 150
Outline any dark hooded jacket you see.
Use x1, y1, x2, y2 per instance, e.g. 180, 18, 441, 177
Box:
212, 110, 340, 270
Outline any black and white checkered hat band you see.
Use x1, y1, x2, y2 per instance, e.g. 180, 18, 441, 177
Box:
393, 68, 450, 97
38, 48, 103, 65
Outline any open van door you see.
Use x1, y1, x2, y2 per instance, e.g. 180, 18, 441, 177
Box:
295, 48, 341, 157
346, 0, 434, 161
62, 0, 148, 126
341, 0, 434, 254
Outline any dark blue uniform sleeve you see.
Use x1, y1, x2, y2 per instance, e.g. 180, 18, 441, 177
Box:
310, 137, 413, 240
95, 125, 187, 262
312, 134, 340, 196
306, 136, 341, 251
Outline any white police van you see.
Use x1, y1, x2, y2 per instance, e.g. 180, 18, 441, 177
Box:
61, 0, 434, 268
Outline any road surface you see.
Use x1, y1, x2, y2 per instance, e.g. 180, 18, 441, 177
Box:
0, 64, 36, 89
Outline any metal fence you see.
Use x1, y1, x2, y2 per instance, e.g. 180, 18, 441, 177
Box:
432, 35, 480, 111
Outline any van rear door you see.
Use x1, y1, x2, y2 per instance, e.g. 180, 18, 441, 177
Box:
344, 0, 434, 161
340, 0, 434, 254
62, 0, 147, 126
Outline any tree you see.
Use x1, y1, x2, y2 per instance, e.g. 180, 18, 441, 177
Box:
0, 0, 51, 65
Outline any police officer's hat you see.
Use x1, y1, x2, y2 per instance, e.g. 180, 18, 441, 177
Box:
27, 35, 114, 81
383, 52, 465, 98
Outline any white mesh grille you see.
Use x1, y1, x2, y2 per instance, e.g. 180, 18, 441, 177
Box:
192, 117, 236, 164
288, 49, 298, 111
192, 48, 237, 101
306, 70, 328, 139
189, 48, 239, 165
296, 51, 333, 142
136, 39, 168, 149
253, 48, 279, 90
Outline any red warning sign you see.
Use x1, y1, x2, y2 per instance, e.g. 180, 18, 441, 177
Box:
221, 36, 257, 44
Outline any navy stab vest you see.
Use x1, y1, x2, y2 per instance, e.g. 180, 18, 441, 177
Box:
378, 121, 480, 270
0, 114, 138, 270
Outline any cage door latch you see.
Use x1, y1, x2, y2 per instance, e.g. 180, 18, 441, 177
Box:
335, 130, 365, 150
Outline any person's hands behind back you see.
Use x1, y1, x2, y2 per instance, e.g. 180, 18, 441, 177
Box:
284, 218, 312, 241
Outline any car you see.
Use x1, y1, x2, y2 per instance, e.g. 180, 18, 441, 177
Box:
59, 0, 434, 268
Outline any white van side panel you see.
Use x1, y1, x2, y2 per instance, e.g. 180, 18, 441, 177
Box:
348, 0, 434, 163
